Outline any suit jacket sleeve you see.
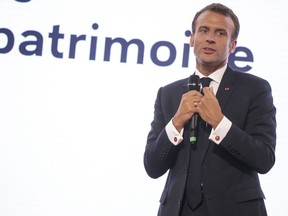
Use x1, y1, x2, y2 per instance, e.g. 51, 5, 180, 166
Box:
144, 84, 183, 179
219, 73, 276, 174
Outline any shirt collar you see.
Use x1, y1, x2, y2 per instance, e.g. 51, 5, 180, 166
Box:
194, 64, 227, 84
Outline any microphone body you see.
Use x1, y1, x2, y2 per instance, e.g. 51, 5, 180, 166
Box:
187, 75, 201, 144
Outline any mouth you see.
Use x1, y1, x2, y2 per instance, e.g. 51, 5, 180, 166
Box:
203, 47, 216, 53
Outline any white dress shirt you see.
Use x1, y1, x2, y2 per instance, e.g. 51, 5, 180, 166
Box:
165, 64, 232, 145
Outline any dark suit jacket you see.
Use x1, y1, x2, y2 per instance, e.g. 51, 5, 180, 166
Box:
144, 66, 276, 216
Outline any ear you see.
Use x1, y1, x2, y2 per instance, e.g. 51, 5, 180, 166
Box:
229, 39, 237, 53
190, 33, 194, 47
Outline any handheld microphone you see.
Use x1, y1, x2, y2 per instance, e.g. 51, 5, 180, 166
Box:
187, 75, 200, 144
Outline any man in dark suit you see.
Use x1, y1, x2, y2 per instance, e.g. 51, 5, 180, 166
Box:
144, 3, 276, 216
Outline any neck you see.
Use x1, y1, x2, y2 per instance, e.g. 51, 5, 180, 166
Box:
196, 61, 227, 76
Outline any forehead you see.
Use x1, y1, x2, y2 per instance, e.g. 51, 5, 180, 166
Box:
195, 11, 235, 32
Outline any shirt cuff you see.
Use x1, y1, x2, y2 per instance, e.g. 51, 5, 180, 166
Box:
165, 119, 184, 145
209, 116, 232, 144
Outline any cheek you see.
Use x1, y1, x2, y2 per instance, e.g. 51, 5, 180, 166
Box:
221, 43, 233, 54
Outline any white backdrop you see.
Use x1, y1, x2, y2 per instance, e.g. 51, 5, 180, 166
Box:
0, 0, 287, 215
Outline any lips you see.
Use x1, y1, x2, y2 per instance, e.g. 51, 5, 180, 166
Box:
203, 47, 216, 53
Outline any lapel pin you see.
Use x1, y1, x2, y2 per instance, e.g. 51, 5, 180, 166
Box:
225, 87, 230, 91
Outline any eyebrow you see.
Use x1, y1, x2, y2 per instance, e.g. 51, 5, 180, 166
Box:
198, 25, 228, 33
198, 25, 226, 31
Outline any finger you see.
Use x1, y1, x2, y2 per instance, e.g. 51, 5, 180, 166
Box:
187, 90, 203, 98
202, 87, 213, 96
205, 87, 217, 100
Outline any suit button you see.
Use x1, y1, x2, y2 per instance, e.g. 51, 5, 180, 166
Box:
177, 198, 181, 205
184, 168, 187, 174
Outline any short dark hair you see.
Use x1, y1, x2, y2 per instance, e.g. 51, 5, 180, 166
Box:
191, 3, 240, 40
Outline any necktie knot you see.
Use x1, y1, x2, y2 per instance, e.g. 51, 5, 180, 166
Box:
200, 77, 212, 94
200, 77, 212, 88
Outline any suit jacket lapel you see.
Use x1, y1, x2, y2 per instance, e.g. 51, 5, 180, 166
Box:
216, 66, 235, 111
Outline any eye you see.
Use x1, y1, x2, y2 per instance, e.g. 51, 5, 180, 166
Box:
198, 28, 208, 34
216, 31, 226, 37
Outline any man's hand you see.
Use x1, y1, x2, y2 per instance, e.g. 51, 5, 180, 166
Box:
197, 87, 224, 129
172, 90, 203, 132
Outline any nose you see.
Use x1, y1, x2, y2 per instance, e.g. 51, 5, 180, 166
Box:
206, 32, 215, 43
